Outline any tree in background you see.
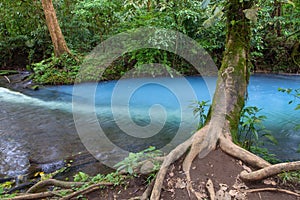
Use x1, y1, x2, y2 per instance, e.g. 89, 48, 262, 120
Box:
41, 0, 71, 57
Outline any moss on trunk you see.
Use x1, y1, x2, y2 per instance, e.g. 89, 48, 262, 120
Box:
217, 0, 253, 133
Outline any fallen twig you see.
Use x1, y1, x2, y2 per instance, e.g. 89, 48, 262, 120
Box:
4, 190, 71, 200
27, 179, 84, 193
243, 187, 300, 197
60, 182, 113, 200
4, 76, 10, 83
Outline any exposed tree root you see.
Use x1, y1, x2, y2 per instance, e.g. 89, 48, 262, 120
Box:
27, 179, 84, 193
147, 125, 300, 199
150, 136, 193, 199
244, 187, 300, 197
7, 190, 71, 200
7, 179, 113, 200
219, 135, 271, 169
240, 161, 300, 181
182, 125, 214, 198
206, 179, 216, 200
60, 182, 113, 200
140, 177, 155, 200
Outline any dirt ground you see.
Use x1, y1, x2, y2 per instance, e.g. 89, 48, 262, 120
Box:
83, 149, 300, 200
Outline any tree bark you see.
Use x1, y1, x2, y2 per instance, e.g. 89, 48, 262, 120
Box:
150, 1, 258, 199
41, 0, 71, 57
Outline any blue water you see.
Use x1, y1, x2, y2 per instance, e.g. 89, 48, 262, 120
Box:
0, 74, 299, 177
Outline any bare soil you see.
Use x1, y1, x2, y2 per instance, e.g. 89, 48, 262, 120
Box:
83, 149, 300, 200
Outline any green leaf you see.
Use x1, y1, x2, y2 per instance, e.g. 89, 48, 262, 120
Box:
281, 0, 296, 7
0, 186, 4, 195
127, 166, 133, 175
74, 172, 89, 182
262, 133, 278, 145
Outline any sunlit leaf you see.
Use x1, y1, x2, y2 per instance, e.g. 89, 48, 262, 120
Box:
280, 0, 296, 7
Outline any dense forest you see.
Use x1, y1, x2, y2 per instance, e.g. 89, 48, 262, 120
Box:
1, 1, 300, 199
0, 0, 299, 85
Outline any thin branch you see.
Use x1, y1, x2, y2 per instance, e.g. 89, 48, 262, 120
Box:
244, 188, 300, 197
4, 76, 10, 83
60, 182, 113, 200
140, 177, 155, 200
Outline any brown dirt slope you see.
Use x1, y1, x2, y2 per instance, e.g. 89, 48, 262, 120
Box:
86, 149, 299, 200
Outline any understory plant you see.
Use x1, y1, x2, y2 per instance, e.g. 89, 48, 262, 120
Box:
279, 88, 300, 151
237, 106, 278, 150
114, 146, 162, 175
192, 102, 279, 161
190, 100, 210, 130
29, 53, 81, 85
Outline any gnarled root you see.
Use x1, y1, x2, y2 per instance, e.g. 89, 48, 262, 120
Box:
219, 135, 271, 169
27, 179, 84, 193
146, 125, 300, 199
182, 125, 214, 199
150, 136, 193, 199
150, 124, 218, 200
240, 161, 300, 181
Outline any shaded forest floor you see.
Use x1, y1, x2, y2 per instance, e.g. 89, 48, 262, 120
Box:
84, 149, 299, 200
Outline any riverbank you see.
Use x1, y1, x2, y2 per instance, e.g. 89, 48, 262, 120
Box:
85, 149, 300, 200
2, 149, 299, 199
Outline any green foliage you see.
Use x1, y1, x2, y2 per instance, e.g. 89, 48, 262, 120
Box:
278, 171, 300, 184
279, 87, 300, 130
278, 88, 300, 110
114, 146, 162, 175
279, 87, 300, 152
72, 171, 124, 187
73, 172, 90, 182
0, 181, 16, 198
30, 53, 81, 85
250, 146, 281, 164
2, 0, 300, 82
190, 100, 210, 129
237, 106, 277, 150
68, 0, 121, 51
0, 0, 52, 67
251, 0, 300, 72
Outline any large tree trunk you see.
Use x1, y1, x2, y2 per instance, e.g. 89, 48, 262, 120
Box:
149, 1, 274, 199
41, 0, 71, 57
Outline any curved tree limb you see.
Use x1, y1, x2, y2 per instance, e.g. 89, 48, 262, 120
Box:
240, 161, 300, 181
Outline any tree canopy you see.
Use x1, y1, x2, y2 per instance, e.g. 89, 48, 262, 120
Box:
1, 0, 299, 77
